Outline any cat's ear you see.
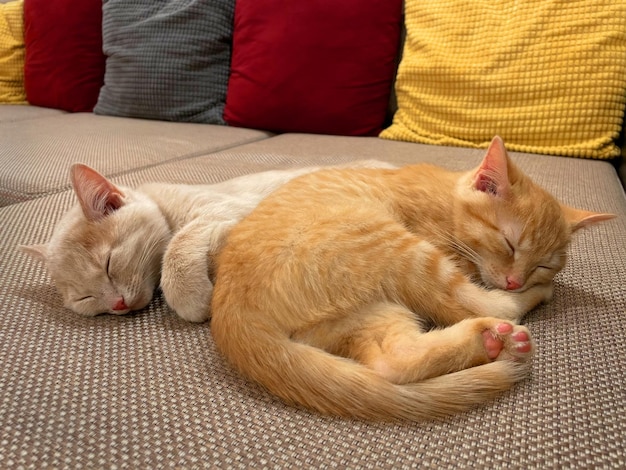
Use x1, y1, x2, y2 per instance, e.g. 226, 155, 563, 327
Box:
473, 136, 511, 198
560, 204, 616, 232
70, 164, 125, 222
18, 244, 48, 263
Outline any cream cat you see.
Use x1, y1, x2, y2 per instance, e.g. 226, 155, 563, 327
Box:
20, 160, 395, 321
211, 137, 615, 421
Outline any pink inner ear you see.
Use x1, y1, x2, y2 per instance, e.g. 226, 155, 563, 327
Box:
98, 188, 124, 216
473, 136, 511, 197
71, 164, 125, 221
475, 173, 499, 195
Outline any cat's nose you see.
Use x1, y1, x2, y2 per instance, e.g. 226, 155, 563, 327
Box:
112, 297, 129, 311
506, 277, 522, 291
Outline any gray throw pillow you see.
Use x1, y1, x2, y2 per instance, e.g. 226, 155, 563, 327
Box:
95, 0, 234, 124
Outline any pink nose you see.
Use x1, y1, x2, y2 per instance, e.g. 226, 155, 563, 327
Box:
112, 298, 129, 311
506, 277, 522, 291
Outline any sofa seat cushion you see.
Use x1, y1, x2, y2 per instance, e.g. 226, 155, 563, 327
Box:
0, 103, 66, 123
0, 113, 271, 205
4, 139, 625, 467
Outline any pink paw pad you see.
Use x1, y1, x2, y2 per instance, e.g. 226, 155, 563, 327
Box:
512, 331, 531, 353
482, 324, 509, 360
482, 323, 532, 361
496, 323, 514, 334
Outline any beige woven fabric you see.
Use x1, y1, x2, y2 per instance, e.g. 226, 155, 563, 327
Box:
0, 112, 272, 206
0, 104, 65, 123
1, 139, 625, 468
121, 134, 482, 187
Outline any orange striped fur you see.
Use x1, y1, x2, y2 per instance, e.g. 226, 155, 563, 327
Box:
211, 137, 614, 421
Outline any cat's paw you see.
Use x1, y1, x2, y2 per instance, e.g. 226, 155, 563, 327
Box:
492, 281, 554, 322
163, 283, 213, 323
161, 275, 213, 323
522, 281, 554, 306
481, 322, 534, 363
536, 282, 554, 304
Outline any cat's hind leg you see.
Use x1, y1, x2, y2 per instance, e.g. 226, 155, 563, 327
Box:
295, 302, 534, 385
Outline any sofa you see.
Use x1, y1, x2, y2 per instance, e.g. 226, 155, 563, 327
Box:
1, 0, 626, 468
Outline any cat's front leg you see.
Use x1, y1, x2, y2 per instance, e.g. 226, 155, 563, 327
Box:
397, 239, 553, 325
498, 281, 554, 321
161, 218, 235, 322
467, 281, 554, 323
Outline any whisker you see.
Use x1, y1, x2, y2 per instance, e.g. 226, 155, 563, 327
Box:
130, 231, 169, 294
424, 223, 482, 266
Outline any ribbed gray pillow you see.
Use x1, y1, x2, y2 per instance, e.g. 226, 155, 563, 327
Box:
95, 0, 234, 124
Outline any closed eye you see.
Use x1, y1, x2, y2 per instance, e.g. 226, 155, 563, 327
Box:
504, 237, 515, 255
76, 296, 94, 302
106, 253, 112, 278
532, 265, 555, 277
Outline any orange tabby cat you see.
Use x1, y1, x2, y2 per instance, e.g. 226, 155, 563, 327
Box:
211, 137, 614, 421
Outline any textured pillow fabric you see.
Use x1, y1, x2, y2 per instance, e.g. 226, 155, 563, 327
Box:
23, 0, 105, 112
224, 0, 403, 136
381, 0, 626, 159
0, 0, 26, 104
95, 0, 234, 124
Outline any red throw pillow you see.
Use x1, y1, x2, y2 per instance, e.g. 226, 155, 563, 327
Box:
224, 0, 402, 136
23, 0, 105, 112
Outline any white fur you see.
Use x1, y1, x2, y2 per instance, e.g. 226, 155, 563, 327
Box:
19, 160, 396, 320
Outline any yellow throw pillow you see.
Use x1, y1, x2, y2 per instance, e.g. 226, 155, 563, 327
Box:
0, 0, 26, 104
381, 0, 626, 159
